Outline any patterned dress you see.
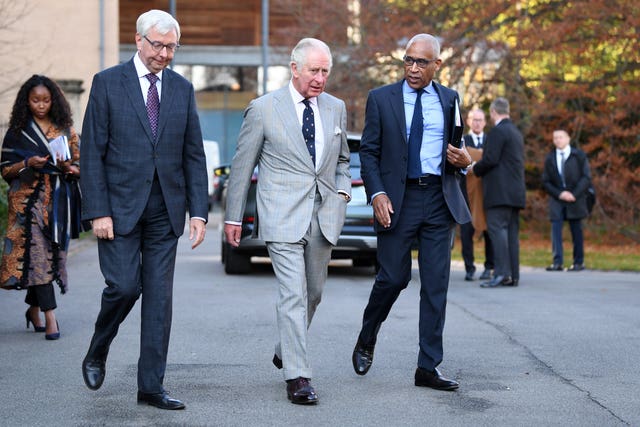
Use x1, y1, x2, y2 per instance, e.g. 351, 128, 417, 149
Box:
0, 122, 81, 293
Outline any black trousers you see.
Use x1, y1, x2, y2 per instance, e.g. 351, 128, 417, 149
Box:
86, 177, 178, 394
25, 283, 56, 311
460, 221, 494, 273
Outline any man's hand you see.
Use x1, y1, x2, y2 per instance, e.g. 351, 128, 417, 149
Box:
372, 194, 394, 228
189, 218, 206, 249
446, 144, 473, 168
224, 223, 242, 247
92, 216, 114, 240
559, 190, 576, 203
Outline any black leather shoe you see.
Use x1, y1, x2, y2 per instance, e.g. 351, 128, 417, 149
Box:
415, 367, 459, 391
272, 354, 283, 369
352, 339, 375, 376
503, 278, 519, 287
480, 275, 509, 288
546, 264, 563, 271
464, 271, 475, 281
286, 377, 318, 405
567, 264, 585, 271
137, 391, 185, 410
82, 356, 106, 391
479, 269, 492, 280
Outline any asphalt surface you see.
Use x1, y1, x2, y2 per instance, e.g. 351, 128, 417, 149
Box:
1, 211, 638, 426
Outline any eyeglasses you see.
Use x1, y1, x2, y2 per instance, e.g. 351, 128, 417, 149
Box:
143, 35, 180, 53
403, 55, 437, 69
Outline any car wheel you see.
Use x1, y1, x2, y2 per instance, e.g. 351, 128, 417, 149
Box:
223, 243, 252, 274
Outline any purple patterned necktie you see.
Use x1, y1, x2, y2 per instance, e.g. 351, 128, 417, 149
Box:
145, 73, 160, 138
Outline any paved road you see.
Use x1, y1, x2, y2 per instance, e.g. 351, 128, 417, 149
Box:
1, 212, 638, 426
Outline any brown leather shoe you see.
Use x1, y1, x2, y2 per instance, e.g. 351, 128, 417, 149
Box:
414, 367, 459, 391
286, 377, 318, 405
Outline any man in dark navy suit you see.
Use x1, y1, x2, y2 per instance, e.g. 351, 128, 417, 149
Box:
80, 10, 208, 410
542, 129, 591, 272
352, 33, 472, 391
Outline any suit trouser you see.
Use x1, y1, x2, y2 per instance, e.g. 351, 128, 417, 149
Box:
460, 222, 494, 273
485, 206, 520, 280
87, 178, 178, 393
551, 216, 583, 266
358, 181, 454, 371
266, 194, 332, 381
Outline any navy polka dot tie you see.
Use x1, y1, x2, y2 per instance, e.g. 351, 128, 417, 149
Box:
302, 99, 316, 166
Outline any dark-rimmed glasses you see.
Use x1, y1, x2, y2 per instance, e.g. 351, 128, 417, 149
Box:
403, 55, 437, 69
143, 35, 180, 53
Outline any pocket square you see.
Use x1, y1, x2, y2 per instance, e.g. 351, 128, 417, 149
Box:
334, 127, 342, 135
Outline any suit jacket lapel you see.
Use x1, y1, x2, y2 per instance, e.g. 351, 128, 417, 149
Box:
317, 93, 334, 169
273, 88, 315, 169
122, 60, 155, 143
391, 81, 407, 144
156, 70, 175, 142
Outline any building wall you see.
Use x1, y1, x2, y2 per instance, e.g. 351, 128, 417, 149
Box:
0, 1, 119, 132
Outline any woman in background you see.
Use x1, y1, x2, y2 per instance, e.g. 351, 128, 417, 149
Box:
1, 74, 83, 340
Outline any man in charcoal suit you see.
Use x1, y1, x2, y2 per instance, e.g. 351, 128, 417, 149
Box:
471, 97, 526, 288
80, 10, 208, 410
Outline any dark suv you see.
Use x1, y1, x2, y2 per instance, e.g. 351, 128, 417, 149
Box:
218, 133, 377, 274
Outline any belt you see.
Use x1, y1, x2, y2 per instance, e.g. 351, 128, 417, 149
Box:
406, 174, 441, 186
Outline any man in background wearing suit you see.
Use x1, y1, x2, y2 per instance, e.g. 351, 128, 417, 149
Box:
224, 38, 350, 405
352, 33, 472, 391
460, 108, 494, 281
471, 97, 526, 288
542, 129, 591, 272
80, 10, 208, 410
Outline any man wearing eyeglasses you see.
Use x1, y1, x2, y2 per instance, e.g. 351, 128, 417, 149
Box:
80, 10, 208, 410
352, 33, 472, 391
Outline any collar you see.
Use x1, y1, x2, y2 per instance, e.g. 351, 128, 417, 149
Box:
402, 80, 433, 95
134, 52, 163, 81
289, 81, 317, 106
556, 146, 571, 156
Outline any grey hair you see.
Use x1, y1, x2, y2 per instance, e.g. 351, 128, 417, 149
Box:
136, 9, 181, 40
490, 97, 510, 115
406, 34, 441, 57
290, 38, 333, 69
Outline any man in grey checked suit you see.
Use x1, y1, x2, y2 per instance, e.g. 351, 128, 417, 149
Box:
224, 38, 351, 405
80, 10, 208, 410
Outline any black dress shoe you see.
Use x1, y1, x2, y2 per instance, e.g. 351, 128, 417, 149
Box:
286, 377, 318, 405
546, 263, 563, 271
272, 354, 283, 369
352, 339, 375, 376
480, 275, 509, 288
464, 271, 475, 281
503, 278, 519, 287
415, 367, 459, 391
479, 269, 492, 280
567, 264, 585, 271
82, 356, 106, 391
137, 391, 186, 410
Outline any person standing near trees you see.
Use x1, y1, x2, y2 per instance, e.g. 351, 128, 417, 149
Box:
0, 74, 84, 340
471, 97, 525, 288
542, 129, 591, 272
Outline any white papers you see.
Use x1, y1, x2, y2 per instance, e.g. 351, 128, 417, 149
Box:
48, 135, 71, 165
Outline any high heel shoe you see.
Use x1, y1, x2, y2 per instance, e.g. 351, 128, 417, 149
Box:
45, 321, 60, 340
25, 309, 46, 333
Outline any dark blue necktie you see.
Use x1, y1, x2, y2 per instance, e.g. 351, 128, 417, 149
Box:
407, 88, 424, 178
302, 99, 316, 165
